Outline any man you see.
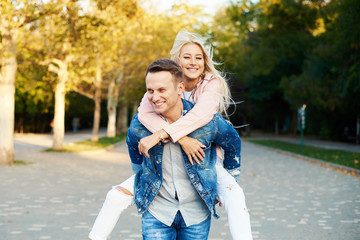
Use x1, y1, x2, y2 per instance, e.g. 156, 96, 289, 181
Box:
126, 58, 241, 239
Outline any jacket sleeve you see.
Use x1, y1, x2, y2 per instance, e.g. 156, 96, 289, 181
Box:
212, 114, 241, 179
126, 118, 144, 174
137, 92, 169, 133
163, 78, 222, 142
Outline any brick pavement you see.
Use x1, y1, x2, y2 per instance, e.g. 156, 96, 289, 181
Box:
0, 133, 359, 239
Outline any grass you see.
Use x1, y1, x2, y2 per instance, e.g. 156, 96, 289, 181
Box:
46, 133, 127, 152
247, 139, 360, 170
13, 160, 34, 165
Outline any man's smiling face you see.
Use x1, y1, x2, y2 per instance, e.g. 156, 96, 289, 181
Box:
146, 71, 184, 120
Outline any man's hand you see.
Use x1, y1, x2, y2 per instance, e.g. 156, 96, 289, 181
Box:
178, 136, 206, 165
138, 130, 168, 157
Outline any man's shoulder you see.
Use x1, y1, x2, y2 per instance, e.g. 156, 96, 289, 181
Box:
130, 113, 140, 124
129, 114, 146, 131
182, 99, 195, 114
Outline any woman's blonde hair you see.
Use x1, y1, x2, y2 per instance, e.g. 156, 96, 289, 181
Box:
170, 30, 231, 117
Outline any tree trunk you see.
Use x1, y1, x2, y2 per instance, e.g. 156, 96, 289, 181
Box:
0, 18, 17, 164
52, 60, 68, 150
106, 72, 123, 137
91, 62, 102, 141
291, 109, 298, 134
116, 102, 128, 135
106, 77, 117, 137
356, 117, 360, 144
275, 118, 279, 135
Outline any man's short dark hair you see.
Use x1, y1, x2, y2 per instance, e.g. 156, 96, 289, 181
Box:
146, 58, 183, 84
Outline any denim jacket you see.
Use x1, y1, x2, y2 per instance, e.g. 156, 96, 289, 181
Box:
126, 99, 241, 218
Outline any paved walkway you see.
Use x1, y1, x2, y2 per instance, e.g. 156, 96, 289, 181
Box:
0, 131, 359, 239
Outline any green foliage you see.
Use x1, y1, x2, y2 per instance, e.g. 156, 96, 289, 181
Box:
15, 46, 55, 116
213, 0, 360, 139
65, 92, 95, 129
227, 0, 318, 131
13, 160, 35, 165
248, 139, 360, 170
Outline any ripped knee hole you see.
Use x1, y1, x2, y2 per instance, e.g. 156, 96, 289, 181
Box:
116, 186, 133, 196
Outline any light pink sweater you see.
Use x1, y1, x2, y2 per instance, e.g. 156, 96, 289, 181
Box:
138, 72, 222, 142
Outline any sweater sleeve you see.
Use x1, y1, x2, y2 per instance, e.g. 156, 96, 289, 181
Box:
163, 77, 221, 142
137, 92, 169, 133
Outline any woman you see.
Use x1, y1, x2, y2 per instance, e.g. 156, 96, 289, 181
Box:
89, 31, 252, 240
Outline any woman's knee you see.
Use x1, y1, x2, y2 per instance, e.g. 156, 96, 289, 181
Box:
115, 185, 133, 196
219, 183, 246, 204
105, 188, 130, 204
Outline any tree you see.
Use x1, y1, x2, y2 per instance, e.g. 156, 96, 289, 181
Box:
68, 0, 142, 140
15, 36, 55, 133
101, 1, 204, 137
281, 0, 360, 139
0, 6, 17, 164
218, 0, 319, 133
0, 0, 45, 164
37, 0, 88, 149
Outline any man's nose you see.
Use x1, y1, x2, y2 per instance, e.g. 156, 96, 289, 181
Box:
152, 92, 159, 101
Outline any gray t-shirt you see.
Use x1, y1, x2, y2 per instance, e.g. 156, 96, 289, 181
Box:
148, 142, 210, 226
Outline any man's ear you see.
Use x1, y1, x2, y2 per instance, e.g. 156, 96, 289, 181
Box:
178, 82, 185, 95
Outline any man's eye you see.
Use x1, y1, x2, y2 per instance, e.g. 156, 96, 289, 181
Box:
148, 90, 153, 93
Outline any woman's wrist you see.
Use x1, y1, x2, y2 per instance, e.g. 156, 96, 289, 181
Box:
157, 129, 169, 141
158, 131, 165, 141
177, 136, 188, 145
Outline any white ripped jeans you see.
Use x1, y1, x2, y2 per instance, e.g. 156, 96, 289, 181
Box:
88, 161, 253, 240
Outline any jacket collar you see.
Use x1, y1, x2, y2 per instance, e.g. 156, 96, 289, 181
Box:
181, 98, 194, 116
158, 99, 193, 122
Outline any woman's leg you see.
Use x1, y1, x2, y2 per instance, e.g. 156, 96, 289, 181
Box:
88, 174, 135, 240
215, 162, 253, 240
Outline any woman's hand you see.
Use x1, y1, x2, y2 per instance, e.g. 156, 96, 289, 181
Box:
178, 136, 206, 165
138, 130, 168, 157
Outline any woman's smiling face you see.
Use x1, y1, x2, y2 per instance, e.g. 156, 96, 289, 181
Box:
178, 43, 205, 83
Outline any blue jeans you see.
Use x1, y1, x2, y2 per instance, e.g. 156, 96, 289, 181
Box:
142, 211, 211, 240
